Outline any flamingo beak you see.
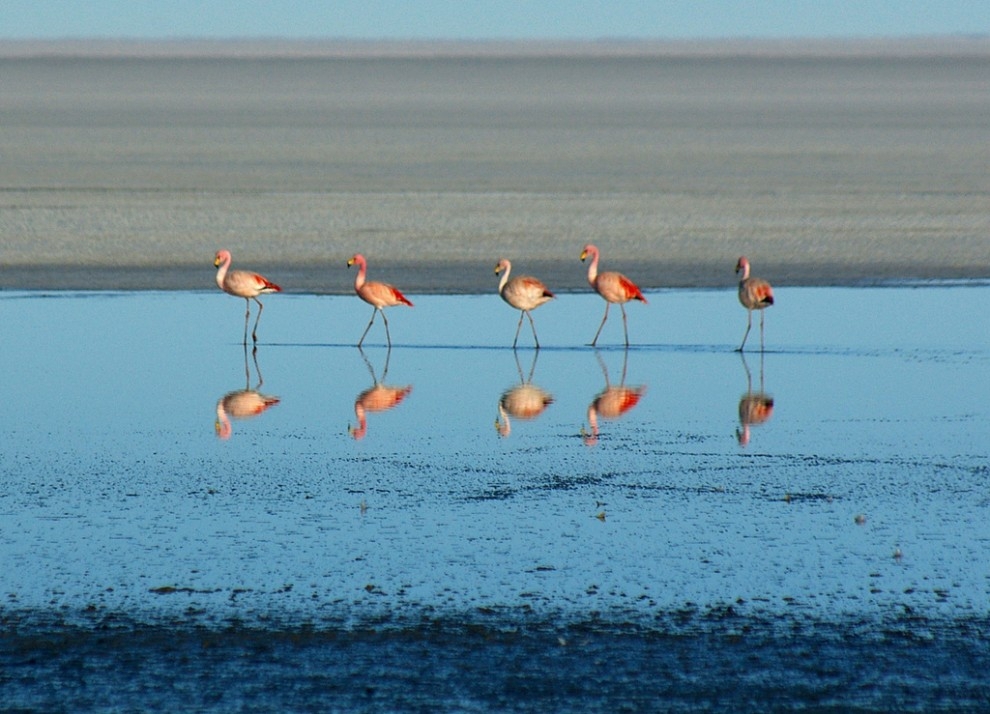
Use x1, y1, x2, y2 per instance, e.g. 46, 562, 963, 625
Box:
580, 250, 588, 262
213, 257, 221, 268
347, 258, 355, 268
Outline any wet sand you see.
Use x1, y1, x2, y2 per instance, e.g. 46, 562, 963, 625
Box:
2, 39, 989, 292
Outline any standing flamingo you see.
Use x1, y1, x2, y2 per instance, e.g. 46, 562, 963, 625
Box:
581, 349, 646, 446
495, 258, 555, 349
349, 347, 413, 440
347, 254, 413, 348
213, 249, 281, 345
735, 256, 774, 352
214, 344, 280, 440
495, 350, 554, 438
736, 352, 774, 446
580, 244, 647, 347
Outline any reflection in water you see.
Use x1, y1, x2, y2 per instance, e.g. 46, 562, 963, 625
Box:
349, 347, 413, 440
215, 345, 281, 440
581, 349, 646, 446
495, 350, 554, 438
736, 352, 774, 446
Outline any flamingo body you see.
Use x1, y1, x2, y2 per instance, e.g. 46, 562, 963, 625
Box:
735, 256, 774, 352
495, 258, 554, 349
215, 390, 280, 440
347, 254, 412, 347
350, 384, 413, 440
214, 249, 281, 344
580, 244, 646, 346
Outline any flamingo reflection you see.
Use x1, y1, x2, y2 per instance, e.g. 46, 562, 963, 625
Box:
581, 349, 646, 446
495, 350, 554, 438
349, 347, 413, 440
215, 345, 280, 440
736, 352, 774, 446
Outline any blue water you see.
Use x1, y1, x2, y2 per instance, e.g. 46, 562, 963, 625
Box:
2, 285, 989, 710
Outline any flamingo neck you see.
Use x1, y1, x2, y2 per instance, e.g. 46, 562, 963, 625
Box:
497, 263, 511, 294
737, 260, 751, 282
215, 402, 232, 440
352, 260, 367, 291
215, 255, 231, 290
585, 250, 599, 284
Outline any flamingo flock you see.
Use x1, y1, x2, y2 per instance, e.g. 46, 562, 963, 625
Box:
214, 247, 775, 351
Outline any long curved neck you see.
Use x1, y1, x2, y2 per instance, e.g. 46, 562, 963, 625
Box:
353, 259, 367, 291
498, 262, 511, 294
585, 250, 599, 284
215, 401, 232, 439
738, 260, 751, 282
215, 254, 231, 289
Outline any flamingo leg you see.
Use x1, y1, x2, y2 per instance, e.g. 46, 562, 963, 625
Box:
251, 297, 264, 343
590, 303, 610, 347
380, 309, 392, 348
620, 303, 629, 347
759, 309, 766, 351
358, 309, 377, 347
512, 311, 525, 349
242, 299, 251, 345
738, 310, 753, 352
526, 310, 540, 349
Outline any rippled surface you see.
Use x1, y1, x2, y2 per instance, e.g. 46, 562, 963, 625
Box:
2, 285, 989, 709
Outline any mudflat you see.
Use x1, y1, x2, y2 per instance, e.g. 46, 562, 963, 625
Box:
1, 39, 989, 292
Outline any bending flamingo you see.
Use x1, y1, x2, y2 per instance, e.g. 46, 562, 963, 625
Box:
580, 244, 647, 347
735, 256, 774, 352
347, 254, 413, 348
495, 258, 555, 349
213, 249, 281, 344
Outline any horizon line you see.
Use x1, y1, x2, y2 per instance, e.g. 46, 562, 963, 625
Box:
2, 35, 989, 59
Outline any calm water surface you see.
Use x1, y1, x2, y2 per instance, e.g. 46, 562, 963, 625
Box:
2, 285, 989, 710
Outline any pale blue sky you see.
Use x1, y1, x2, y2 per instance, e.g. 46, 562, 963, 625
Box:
4, 1, 989, 40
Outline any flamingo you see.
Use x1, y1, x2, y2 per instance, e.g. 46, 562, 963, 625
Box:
213, 249, 281, 344
735, 256, 774, 352
736, 352, 774, 446
495, 258, 555, 349
495, 350, 554, 437
347, 253, 413, 347
580, 244, 647, 347
215, 345, 280, 440
581, 350, 646, 446
349, 347, 412, 440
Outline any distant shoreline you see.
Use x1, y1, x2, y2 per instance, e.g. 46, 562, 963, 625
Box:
2, 36, 989, 59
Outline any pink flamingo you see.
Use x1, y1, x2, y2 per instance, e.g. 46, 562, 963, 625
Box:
214, 345, 280, 440
215, 390, 281, 440
495, 258, 555, 349
495, 351, 554, 437
735, 256, 774, 352
347, 253, 413, 347
580, 244, 647, 347
581, 350, 646, 446
349, 348, 412, 440
736, 352, 774, 446
213, 249, 281, 344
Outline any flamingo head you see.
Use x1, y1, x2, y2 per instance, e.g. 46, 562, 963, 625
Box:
214, 249, 230, 268
494, 259, 510, 276
580, 244, 597, 263
347, 254, 365, 270
215, 419, 232, 440
735, 256, 750, 276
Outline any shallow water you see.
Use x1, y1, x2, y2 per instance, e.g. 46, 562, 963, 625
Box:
2, 285, 990, 709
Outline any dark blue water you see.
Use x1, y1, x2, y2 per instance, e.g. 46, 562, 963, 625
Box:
2, 286, 989, 710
